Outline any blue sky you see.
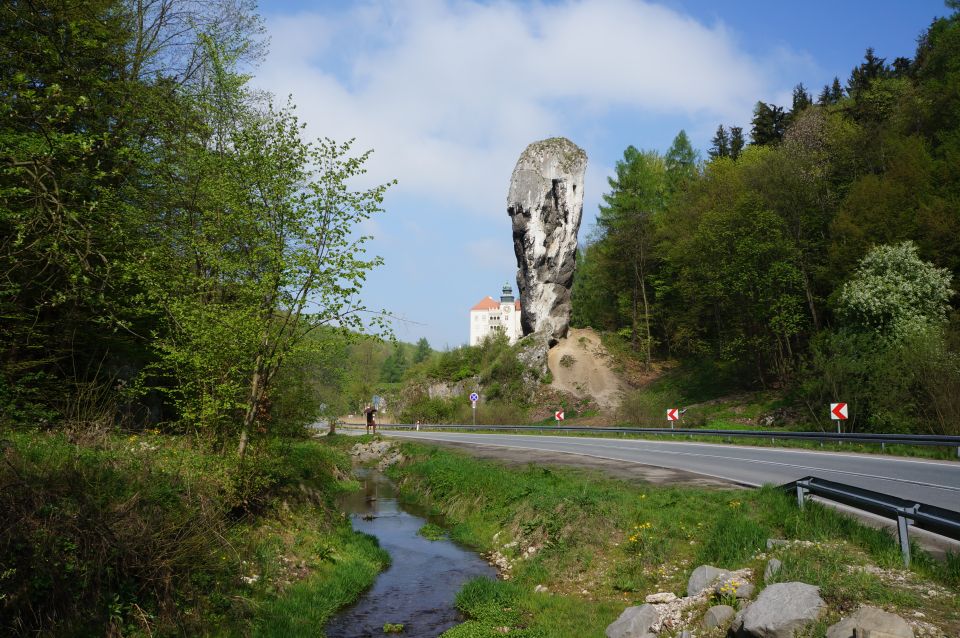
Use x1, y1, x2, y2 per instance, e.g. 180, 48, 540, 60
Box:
252, 0, 948, 349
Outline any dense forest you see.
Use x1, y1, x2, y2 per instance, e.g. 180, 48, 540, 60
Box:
0, 0, 398, 447
571, 3, 960, 435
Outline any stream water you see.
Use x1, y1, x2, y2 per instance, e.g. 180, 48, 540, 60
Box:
325, 469, 497, 638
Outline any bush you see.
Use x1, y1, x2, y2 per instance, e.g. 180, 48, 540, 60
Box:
801, 326, 960, 434
0, 432, 348, 635
0, 433, 236, 635
401, 333, 531, 423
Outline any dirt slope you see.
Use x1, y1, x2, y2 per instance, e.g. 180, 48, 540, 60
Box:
547, 327, 624, 411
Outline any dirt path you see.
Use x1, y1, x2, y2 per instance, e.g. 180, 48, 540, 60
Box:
548, 327, 624, 411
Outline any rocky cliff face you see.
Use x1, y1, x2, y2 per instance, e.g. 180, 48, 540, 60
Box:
508, 138, 587, 346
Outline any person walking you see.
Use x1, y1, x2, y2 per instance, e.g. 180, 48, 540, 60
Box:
364, 404, 378, 435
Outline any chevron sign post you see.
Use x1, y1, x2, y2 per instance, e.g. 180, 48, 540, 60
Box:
667, 408, 680, 429
830, 402, 848, 434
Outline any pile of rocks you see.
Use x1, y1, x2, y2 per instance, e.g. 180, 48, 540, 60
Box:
605, 560, 917, 638
349, 441, 404, 471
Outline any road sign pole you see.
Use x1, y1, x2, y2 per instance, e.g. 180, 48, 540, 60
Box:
472, 400, 476, 426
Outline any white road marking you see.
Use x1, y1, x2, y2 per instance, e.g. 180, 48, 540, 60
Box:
387, 431, 960, 493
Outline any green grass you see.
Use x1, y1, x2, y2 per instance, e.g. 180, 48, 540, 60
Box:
0, 430, 392, 637
389, 443, 960, 637
253, 529, 390, 637
418, 522, 447, 541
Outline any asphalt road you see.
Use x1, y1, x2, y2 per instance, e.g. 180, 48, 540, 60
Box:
382, 430, 960, 510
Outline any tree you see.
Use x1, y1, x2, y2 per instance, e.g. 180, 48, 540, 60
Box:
729, 127, 746, 160
791, 83, 812, 114
830, 76, 845, 103
0, 0, 268, 428
818, 84, 832, 105
847, 47, 889, 96
595, 147, 667, 365
0, 0, 147, 422
381, 344, 409, 382
682, 194, 805, 385
748, 109, 835, 333
135, 39, 393, 457
413, 338, 432, 363
750, 102, 787, 146
837, 241, 953, 336
665, 130, 699, 197
891, 56, 912, 78
709, 125, 730, 160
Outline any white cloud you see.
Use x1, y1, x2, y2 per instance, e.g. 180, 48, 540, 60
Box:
255, 0, 784, 220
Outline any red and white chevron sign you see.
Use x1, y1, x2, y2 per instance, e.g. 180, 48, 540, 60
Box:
666, 408, 679, 421
830, 402, 848, 420
555, 411, 564, 421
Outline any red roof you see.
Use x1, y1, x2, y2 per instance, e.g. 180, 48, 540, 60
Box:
471, 296, 523, 311
471, 296, 500, 311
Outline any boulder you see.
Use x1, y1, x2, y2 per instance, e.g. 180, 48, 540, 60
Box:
508, 137, 587, 346
702, 604, 736, 629
645, 592, 678, 604
739, 582, 825, 638
516, 330, 552, 383
687, 564, 730, 596
825, 606, 913, 638
730, 608, 746, 635
605, 604, 659, 638
763, 558, 782, 583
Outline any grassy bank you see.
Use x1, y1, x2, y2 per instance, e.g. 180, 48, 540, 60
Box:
0, 430, 386, 636
391, 443, 959, 637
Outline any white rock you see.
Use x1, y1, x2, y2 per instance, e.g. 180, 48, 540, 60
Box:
508, 137, 587, 345
645, 592, 678, 604
825, 605, 914, 638
741, 582, 825, 638
605, 604, 659, 638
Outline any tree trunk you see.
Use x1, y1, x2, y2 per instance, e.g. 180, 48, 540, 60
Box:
638, 263, 652, 369
800, 265, 820, 331
237, 355, 265, 462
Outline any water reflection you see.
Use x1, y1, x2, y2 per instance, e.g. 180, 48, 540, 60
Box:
325, 469, 497, 638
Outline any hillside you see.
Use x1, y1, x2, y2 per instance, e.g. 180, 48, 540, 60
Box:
547, 328, 624, 411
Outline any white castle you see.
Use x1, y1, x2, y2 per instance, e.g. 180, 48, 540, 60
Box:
469, 283, 523, 346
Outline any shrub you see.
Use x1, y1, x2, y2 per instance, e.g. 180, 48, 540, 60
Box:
0, 433, 236, 635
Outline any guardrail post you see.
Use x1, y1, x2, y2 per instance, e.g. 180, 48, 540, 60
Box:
796, 484, 808, 510
896, 512, 911, 567
896, 505, 919, 568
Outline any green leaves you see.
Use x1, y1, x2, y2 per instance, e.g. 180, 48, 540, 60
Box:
133, 40, 392, 441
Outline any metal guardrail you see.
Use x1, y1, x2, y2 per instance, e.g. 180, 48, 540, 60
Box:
378, 423, 960, 452
782, 476, 960, 566
366, 424, 960, 564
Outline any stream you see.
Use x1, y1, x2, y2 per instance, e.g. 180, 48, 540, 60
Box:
325, 469, 497, 637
